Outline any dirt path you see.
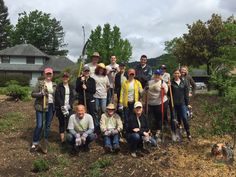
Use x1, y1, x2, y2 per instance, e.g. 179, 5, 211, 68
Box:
0, 95, 235, 177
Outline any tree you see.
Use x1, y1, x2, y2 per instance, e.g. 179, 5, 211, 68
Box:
165, 14, 228, 75
86, 23, 132, 64
0, 0, 12, 50
11, 10, 68, 55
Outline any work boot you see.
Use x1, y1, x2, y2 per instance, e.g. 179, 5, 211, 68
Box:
113, 145, 120, 153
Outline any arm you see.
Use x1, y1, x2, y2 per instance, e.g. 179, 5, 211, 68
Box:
84, 115, 95, 135
55, 85, 64, 107
184, 82, 189, 106
119, 82, 125, 105
139, 115, 150, 135
31, 82, 43, 98
116, 114, 123, 132
100, 114, 107, 133
86, 78, 96, 95
189, 76, 196, 95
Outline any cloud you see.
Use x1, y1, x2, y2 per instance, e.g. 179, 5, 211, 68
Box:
5, 0, 234, 62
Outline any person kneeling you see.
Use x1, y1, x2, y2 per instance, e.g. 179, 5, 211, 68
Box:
126, 101, 154, 158
67, 105, 96, 153
100, 103, 123, 153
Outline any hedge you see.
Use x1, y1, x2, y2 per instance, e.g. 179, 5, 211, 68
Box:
0, 74, 30, 86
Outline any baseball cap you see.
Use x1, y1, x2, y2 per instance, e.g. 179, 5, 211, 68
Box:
134, 101, 142, 108
83, 65, 90, 71
154, 69, 162, 75
44, 67, 53, 74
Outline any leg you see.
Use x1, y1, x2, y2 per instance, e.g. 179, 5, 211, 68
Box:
66, 133, 75, 146
57, 110, 66, 142
104, 135, 112, 148
101, 98, 107, 114
44, 103, 54, 140
112, 134, 120, 146
180, 105, 190, 136
32, 111, 43, 145
127, 133, 142, 153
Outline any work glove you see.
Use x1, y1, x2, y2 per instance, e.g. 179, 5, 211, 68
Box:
75, 133, 81, 146
61, 106, 69, 117
104, 130, 111, 136
81, 133, 88, 144
111, 129, 119, 135
118, 104, 123, 110
66, 105, 71, 110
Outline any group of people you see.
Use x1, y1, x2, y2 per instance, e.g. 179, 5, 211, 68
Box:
30, 52, 196, 157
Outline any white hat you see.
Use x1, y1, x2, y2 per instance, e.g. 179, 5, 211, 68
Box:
134, 101, 142, 108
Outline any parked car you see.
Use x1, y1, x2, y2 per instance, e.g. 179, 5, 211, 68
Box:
195, 82, 207, 90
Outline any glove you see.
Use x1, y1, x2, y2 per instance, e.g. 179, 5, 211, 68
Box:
104, 130, 111, 136
61, 106, 69, 117
81, 133, 88, 144
111, 129, 119, 135
118, 104, 123, 110
66, 105, 71, 110
75, 133, 81, 146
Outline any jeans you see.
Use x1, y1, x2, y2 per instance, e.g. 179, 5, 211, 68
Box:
148, 101, 168, 131
107, 88, 114, 105
33, 103, 54, 144
126, 133, 143, 153
170, 104, 190, 135
124, 102, 134, 130
95, 98, 107, 130
67, 132, 96, 146
104, 134, 120, 148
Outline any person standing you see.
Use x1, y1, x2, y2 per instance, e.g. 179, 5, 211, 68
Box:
100, 103, 123, 153
93, 63, 110, 130
161, 65, 170, 83
55, 72, 74, 145
67, 105, 96, 153
30, 67, 56, 152
106, 55, 120, 104
84, 52, 100, 77
76, 66, 96, 128
170, 69, 191, 141
180, 66, 196, 96
114, 63, 128, 108
135, 55, 152, 88
147, 70, 168, 141
119, 69, 143, 128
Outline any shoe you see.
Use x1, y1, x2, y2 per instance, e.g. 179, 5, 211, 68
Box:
113, 145, 120, 153
30, 144, 38, 152
136, 151, 144, 157
140, 148, 150, 154
131, 152, 137, 158
171, 132, 177, 142
187, 135, 192, 141
104, 145, 113, 153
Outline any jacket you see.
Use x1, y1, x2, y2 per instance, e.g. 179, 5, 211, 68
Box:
170, 78, 189, 106
181, 74, 196, 95
54, 82, 74, 110
31, 80, 56, 112
135, 64, 152, 88
126, 113, 149, 136
114, 71, 128, 94
76, 76, 96, 101
100, 113, 123, 133
120, 79, 143, 107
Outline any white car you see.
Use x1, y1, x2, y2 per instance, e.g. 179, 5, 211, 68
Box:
195, 82, 207, 90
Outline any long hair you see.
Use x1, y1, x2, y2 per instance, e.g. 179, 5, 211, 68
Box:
95, 67, 107, 76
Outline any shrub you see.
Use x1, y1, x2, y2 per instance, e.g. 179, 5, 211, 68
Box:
32, 158, 49, 173
5, 81, 30, 100
0, 74, 30, 86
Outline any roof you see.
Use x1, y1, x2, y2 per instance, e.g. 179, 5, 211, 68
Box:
0, 44, 49, 58
42, 55, 75, 72
0, 63, 42, 71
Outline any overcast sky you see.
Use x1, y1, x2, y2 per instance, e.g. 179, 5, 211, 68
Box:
5, 0, 236, 62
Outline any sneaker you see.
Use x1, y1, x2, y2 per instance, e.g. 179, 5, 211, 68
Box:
171, 132, 177, 142
30, 144, 38, 152
131, 152, 137, 158
187, 135, 192, 141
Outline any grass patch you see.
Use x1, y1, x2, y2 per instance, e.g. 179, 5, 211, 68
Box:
32, 158, 49, 173
0, 87, 7, 95
86, 156, 112, 177
0, 112, 26, 132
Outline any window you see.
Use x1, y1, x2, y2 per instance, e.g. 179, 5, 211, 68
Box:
26, 57, 35, 64
1, 56, 10, 63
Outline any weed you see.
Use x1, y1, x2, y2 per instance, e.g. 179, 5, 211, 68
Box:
32, 158, 49, 173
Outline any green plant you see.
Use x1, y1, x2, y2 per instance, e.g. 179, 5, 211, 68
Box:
32, 158, 49, 173
0, 112, 26, 132
0, 75, 30, 86
5, 83, 30, 100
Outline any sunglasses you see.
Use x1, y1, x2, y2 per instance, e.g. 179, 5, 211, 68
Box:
84, 70, 90, 72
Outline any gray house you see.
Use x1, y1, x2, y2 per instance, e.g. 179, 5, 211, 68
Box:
0, 44, 75, 86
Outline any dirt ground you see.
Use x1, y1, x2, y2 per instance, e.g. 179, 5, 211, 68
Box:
0, 94, 235, 177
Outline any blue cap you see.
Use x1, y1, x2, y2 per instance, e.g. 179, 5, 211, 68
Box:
154, 69, 162, 75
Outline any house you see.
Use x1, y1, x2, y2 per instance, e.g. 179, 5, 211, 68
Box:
0, 44, 75, 86
190, 69, 209, 83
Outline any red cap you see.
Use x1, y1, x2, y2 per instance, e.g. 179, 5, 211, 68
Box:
44, 67, 53, 74
128, 69, 136, 75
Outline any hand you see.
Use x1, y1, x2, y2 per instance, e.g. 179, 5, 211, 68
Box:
161, 83, 165, 89
104, 130, 111, 136
188, 105, 192, 109
75, 137, 81, 146
76, 133, 81, 139
82, 84, 87, 90
118, 104, 123, 110
133, 128, 140, 132
189, 93, 192, 97
111, 129, 119, 135
81, 76, 85, 81
66, 105, 71, 110
82, 133, 88, 138
143, 132, 149, 137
